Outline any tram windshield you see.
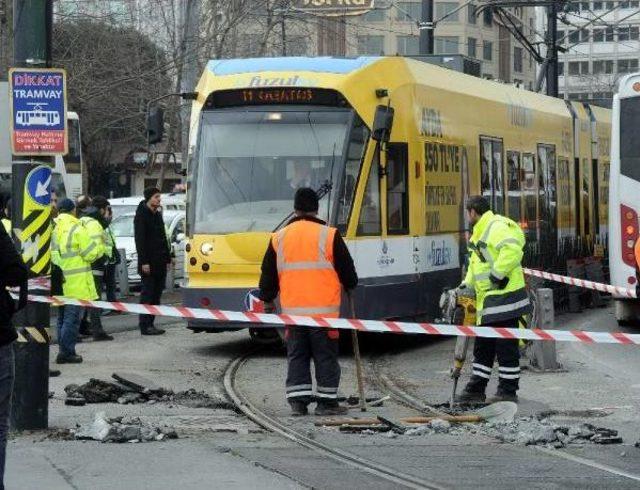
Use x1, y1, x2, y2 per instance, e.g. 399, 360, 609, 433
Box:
193, 110, 352, 234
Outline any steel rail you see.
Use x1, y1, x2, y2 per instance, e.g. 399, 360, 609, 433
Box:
371, 351, 640, 484
223, 350, 446, 490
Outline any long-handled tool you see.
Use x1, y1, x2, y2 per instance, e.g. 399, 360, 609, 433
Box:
439, 287, 476, 408
450, 336, 469, 408
348, 293, 367, 412
315, 401, 518, 427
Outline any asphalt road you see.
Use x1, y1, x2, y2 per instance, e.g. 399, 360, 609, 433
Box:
6, 301, 640, 489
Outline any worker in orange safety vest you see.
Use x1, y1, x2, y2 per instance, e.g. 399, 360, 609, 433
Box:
258, 187, 358, 416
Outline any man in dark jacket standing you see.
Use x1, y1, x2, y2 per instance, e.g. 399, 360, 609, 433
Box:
134, 187, 171, 335
0, 222, 27, 488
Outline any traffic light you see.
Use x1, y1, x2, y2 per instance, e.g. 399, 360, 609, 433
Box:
147, 107, 164, 144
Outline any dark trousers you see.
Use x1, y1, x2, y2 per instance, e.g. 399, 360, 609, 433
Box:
285, 326, 340, 406
0, 343, 14, 490
467, 317, 520, 394
104, 263, 117, 302
88, 274, 106, 336
139, 266, 166, 332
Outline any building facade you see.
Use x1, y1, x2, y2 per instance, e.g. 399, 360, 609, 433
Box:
558, 1, 640, 107
345, 2, 537, 87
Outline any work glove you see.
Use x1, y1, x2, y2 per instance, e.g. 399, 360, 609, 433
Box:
489, 274, 509, 290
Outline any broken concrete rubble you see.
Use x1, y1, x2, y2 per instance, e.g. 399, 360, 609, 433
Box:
326, 415, 623, 449
63, 376, 234, 410
74, 412, 178, 443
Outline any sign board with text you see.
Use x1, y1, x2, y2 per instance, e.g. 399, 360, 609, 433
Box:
9, 68, 68, 156
294, 0, 375, 16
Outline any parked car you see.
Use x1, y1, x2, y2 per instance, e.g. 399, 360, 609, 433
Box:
111, 209, 186, 286
111, 193, 186, 219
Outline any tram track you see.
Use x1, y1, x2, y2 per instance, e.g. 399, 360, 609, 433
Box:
369, 350, 640, 485
223, 349, 446, 490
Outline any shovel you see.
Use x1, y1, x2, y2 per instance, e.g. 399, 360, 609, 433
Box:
315, 401, 518, 426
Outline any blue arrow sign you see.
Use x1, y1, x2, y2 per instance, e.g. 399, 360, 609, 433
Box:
26, 166, 52, 207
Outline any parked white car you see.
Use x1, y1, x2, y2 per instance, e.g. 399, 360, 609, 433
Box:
110, 193, 185, 219
111, 209, 186, 286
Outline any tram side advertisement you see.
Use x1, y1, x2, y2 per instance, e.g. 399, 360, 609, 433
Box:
9, 68, 68, 156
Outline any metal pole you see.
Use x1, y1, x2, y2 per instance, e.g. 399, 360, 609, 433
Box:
180, 0, 200, 169
545, 2, 559, 97
281, 0, 287, 56
116, 248, 129, 298
419, 0, 434, 54
10, 0, 53, 431
348, 294, 366, 412
10, 162, 51, 431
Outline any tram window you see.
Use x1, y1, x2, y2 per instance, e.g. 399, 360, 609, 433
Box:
480, 137, 504, 214
337, 118, 370, 234
357, 152, 381, 236
506, 151, 521, 223
522, 153, 537, 241
386, 143, 409, 235
537, 144, 557, 243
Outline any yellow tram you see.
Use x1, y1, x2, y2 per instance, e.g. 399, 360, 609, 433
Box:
182, 56, 610, 336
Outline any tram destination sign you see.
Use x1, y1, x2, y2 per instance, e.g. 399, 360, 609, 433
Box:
9, 67, 68, 156
293, 0, 375, 16
210, 88, 345, 108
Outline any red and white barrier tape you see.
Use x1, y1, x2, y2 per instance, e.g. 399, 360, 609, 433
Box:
523, 268, 636, 299
28, 277, 50, 291
15, 292, 640, 346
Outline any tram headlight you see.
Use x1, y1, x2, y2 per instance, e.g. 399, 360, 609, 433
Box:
200, 242, 214, 256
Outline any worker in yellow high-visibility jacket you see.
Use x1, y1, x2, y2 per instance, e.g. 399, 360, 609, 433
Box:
456, 195, 531, 404
51, 199, 104, 364
79, 196, 113, 341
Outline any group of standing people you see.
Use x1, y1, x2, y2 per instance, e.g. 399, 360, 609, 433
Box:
51, 195, 119, 363
52, 186, 174, 362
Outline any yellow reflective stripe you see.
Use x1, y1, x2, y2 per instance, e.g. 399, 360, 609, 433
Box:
63, 265, 91, 276
281, 305, 340, 315
79, 241, 97, 258
495, 238, 520, 249
66, 224, 79, 251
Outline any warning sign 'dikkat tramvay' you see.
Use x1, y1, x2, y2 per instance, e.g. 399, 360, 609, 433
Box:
9, 68, 68, 156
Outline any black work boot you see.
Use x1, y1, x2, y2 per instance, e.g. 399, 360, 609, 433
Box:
487, 390, 518, 403
141, 326, 166, 336
454, 385, 486, 404
56, 353, 83, 364
93, 331, 114, 341
315, 403, 348, 416
289, 401, 309, 416
79, 321, 92, 337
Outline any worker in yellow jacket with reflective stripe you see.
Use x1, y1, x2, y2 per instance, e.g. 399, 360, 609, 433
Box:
51, 198, 104, 364
79, 196, 114, 341
455, 196, 531, 404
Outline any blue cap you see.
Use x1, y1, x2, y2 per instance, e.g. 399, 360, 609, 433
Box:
57, 198, 76, 213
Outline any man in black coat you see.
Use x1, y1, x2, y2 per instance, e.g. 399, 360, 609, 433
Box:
0, 221, 27, 488
134, 187, 172, 335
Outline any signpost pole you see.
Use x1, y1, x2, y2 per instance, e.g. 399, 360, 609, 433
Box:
9, 0, 59, 431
